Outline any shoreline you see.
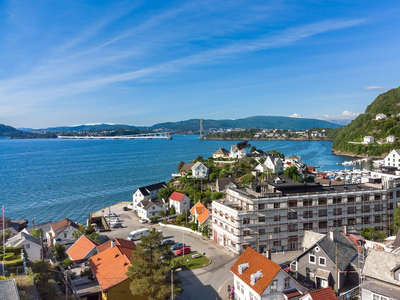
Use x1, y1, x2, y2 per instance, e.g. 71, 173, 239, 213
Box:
204, 137, 333, 141
331, 149, 384, 160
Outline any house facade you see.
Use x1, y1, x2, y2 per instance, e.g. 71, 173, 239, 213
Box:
230, 247, 310, 300
229, 145, 247, 159
191, 162, 209, 179
213, 147, 230, 158
137, 199, 166, 220
169, 192, 191, 214
386, 135, 396, 143
364, 136, 375, 144
46, 218, 80, 247
376, 113, 387, 120
384, 149, 400, 168
211, 178, 397, 254
360, 249, 400, 300
265, 155, 284, 174
5, 232, 41, 261
216, 177, 237, 193
132, 182, 167, 211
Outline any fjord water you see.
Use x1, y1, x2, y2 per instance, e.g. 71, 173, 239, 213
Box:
0, 136, 350, 224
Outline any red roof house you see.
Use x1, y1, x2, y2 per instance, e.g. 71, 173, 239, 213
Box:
66, 235, 99, 261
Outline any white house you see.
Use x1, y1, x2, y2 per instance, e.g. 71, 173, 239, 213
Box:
376, 113, 387, 120
230, 247, 310, 300
191, 162, 209, 179
137, 198, 166, 220
46, 218, 80, 247
132, 182, 167, 211
384, 149, 400, 168
254, 163, 269, 173
363, 136, 375, 144
229, 145, 247, 159
212, 147, 230, 158
265, 155, 284, 174
168, 192, 191, 214
5, 232, 41, 261
285, 155, 301, 164
387, 135, 396, 143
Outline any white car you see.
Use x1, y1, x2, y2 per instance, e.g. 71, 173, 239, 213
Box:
139, 219, 147, 224
104, 212, 117, 218
107, 217, 120, 224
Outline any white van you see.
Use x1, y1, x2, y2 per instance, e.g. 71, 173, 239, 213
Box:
127, 228, 150, 241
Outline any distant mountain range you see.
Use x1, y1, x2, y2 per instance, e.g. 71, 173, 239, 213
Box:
1, 115, 341, 138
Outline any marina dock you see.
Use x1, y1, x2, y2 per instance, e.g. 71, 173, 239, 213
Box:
57, 132, 172, 140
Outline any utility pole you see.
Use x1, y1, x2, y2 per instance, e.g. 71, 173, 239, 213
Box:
65, 271, 68, 300
171, 270, 174, 300
40, 229, 44, 261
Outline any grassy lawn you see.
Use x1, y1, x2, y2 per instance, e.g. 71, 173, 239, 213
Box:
14, 274, 37, 300
171, 253, 210, 270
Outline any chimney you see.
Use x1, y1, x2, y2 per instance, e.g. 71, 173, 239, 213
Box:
111, 239, 116, 248
329, 229, 334, 241
344, 225, 347, 235
266, 249, 271, 260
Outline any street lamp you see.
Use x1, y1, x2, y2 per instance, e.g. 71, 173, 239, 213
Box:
171, 268, 181, 300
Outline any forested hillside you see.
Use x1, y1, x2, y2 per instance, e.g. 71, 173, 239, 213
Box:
330, 85, 400, 157
0, 124, 23, 137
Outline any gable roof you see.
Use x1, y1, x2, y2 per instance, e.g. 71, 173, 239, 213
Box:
137, 182, 167, 196
300, 287, 337, 300
363, 249, 400, 285
50, 218, 80, 238
169, 192, 186, 202
192, 161, 208, 171
66, 235, 99, 261
0, 279, 20, 300
301, 231, 325, 250
138, 198, 164, 211
190, 201, 210, 225
230, 247, 281, 295
89, 239, 136, 292
216, 177, 236, 191
97, 238, 136, 253
23, 221, 52, 235
213, 147, 230, 155
180, 162, 194, 172
5, 232, 41, 248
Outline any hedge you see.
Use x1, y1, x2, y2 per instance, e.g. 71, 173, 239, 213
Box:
0, 253, 15, 260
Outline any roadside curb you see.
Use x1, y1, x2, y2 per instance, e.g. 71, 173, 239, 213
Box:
218, 276, 233, 300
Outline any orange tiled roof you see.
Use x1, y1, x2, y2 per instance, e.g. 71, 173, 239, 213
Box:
190, 201, 205, 215
230, 247, 282, 295
169, 191, 186, 202
66, 235, 99, 261
190, 202, 210, 225
96, 238, 136, 254
89, 241, 136, 292
300, 287, 337, 300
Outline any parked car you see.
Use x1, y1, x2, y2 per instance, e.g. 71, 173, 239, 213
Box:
176, 247, 191, 256
112, 222, 123, 228
107, 217, 120, 224
139, 219, 147, 224
160, 251, 174, 260
162, 239, 175, 246
123, 206, 128, 211
104, 212, 117, 218
170, 243, 184, 251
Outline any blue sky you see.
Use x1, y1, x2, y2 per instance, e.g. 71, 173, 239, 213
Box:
1, 1, 400, 128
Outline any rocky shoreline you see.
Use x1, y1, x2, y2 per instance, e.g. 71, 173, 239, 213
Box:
204, 137, 333, 141
331, 149, 384, 160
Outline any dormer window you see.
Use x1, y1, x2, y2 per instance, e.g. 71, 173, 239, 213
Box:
238, 263, 249, 274
250, 270, 263, 285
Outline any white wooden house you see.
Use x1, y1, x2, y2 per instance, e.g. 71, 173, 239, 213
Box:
5, 232, 41, 261
230, 247, 310, 300
387, 135, 396, 143
376, 113, 387, 120
137, 199, 166, 220
132, 182, 166, 211
191, 162, 209, 179
229, 145, 247, 159
46, 218, 80, 247
384, 149, 400, 168
265, 155, 284, 174
363, 136, 375, 144
169, 192, 191, 214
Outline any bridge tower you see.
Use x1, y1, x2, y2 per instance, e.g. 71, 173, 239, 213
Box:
199, 118, 204, 140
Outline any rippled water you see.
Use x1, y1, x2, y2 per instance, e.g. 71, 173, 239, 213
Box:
0, 136, 350, 224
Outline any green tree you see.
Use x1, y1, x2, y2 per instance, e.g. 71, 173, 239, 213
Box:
393, 206, 400, 232
250, 146, 257, 153
211, 192, 224, 200
283, 165, 302, 182
127, 229, 182, 300
158, 187, 175, 202
360, 227, 387, 242
73, 224, 100, 243
52, 243, 66, 260
31, 228, 42, 240
241, 174, 255, 184
0, 229, 10, 244
177, 161, 185, 172
169, 206, 176, 216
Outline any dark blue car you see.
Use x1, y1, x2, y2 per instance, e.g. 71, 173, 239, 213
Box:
170, 243, 184, 251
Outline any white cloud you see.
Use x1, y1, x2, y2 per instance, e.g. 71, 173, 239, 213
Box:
363, 86, 388, 91
318, 110, 360, 125
289, 113, 301, 118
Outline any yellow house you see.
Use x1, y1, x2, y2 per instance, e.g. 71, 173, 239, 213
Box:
89, 238, 147, 300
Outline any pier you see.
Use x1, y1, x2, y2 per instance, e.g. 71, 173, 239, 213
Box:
57, 132, 172, 140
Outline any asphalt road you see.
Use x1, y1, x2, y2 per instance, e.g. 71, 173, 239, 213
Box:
93, 203, 302, 300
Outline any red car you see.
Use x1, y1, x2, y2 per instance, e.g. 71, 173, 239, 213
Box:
176, 247, 191, 256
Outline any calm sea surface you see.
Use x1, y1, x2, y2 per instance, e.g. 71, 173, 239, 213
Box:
0, 136, 352, 224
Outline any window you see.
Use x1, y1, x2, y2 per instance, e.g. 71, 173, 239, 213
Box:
288, 224, 297, 232
347, 207, 356, 214
362, 195, 369, 202
258, 204, 265, 209
25, 244, 30, 249
303, 199, 312, 206
288, 212, 297, 219
309, 254, 316, 264
243, 230, 250, 236
273, 241, 281, 246
303, 222, 313, 230
318, 198, 327, 205
284, 277, 290, 289
231, 228, 234, 233
64, 232, 67, 238
319, 257, 326, 266
333, 197, 342, 204
389, 203, 394, 210
319, 209, 327, 217
333, 219, 342, 227
274, 215, 281, 221
375, 204, 383, 212
319, 221, 327, 229
259, 229, 266, 235
389, 192, 393, 199
362, 205, 370, 213
274, 227, 280, 233
270, 280, 277, 292
259, 216, 266, 223
288, 201, 297, 208
348, 218, 356, 225
333, 208, 342, 215
243, 218, 250, 224
397, 191, 400, 198
274, 202, 280, 209
249, 292, 257, 300
375, 216, 382, 223
372, 293, 389, 300
362, 216, 370, 224
348, 196, 356, 202
374, 194, 381, 201
303, 211, 313, 218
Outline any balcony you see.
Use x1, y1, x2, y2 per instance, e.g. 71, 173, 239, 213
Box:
303, 214, 313, 219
